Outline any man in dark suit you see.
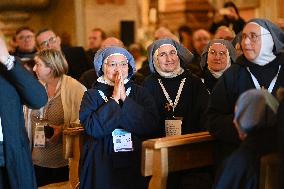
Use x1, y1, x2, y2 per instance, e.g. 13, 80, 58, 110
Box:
0, 33, 47, 188
86, 28, 107, 68
12, 26, 37, 60
35, 28, 89, 80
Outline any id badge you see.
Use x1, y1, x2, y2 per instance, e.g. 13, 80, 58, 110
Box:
165, 118, 182, 136
112, 129, 133, 152
34, 125, 45, 148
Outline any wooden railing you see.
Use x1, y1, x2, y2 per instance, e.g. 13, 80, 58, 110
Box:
142, 132, 215, 189
260, 153, 283, 189
63, 124, 84, 189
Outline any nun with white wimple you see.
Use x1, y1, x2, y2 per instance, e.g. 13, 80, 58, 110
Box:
79, 47, 159, 189
206, 18, 284, 164
143, 38, 209, 137
200, 39, 237, 92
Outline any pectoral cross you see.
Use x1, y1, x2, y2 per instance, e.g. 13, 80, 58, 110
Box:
164, 103, 172, 112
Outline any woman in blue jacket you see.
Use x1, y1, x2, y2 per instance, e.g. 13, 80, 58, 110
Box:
0, 34, 47, 189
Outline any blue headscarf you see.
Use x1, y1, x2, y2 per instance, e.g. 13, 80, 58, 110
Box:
93, 47, 136, 78
234, 89, 279, 134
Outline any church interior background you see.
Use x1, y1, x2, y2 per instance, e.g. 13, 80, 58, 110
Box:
0, 0, 283, 49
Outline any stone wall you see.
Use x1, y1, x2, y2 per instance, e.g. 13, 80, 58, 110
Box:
0, 0, 76, 45
84, 0, 139, 47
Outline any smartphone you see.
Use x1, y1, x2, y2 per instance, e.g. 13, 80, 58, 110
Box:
44, 125, 54, 139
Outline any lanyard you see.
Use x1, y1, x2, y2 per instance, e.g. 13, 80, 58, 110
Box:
98, 87, 131, 103
158, 78, 186, 112
247, 65, 281, 93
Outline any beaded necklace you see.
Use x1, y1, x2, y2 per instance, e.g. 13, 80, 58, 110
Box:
158, 78, 186, 112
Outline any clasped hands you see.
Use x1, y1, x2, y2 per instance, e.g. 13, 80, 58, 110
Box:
111, 70, 126, 103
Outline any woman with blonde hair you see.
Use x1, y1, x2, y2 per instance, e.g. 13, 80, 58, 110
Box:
31, 49, 86, 187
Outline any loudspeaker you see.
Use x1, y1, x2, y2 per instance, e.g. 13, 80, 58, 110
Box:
120, 21, 135, 47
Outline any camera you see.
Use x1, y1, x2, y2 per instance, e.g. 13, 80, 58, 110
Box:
44, 124, 54, 139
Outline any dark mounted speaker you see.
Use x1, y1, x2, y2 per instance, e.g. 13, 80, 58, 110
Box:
120, 21, 135, 47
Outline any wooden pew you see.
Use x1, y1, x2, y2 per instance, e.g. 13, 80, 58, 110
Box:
260, 153, 284, 189
39, 124, 84, 189
63, 123, 84, 189
142, 132, 215, 189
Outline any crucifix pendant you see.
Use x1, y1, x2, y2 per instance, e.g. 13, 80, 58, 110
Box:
164, 103, 172, 112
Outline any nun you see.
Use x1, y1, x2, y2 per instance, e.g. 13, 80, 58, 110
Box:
79, 47, 159, 189
143, 38, 211, 189
143, 38, 209, 137
206, 18, 284, 164
214, 89, 279, 189
200, 39, 237, 92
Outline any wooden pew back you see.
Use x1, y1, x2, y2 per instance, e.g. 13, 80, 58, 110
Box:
260, 153, 284, 189
142, 132, 215, 189
63, 123, 84, 189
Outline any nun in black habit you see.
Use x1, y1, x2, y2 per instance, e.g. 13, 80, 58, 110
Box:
79, 47, 159, 189
200, 39, 237, 92
206, 18, 284, 164
143, 39, 213, 189
214, 89, 279, 189
143, 38, 210, 137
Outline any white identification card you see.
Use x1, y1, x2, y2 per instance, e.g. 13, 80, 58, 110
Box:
112, 129, 133, 152
165, 119, 182, 136
34, 125, 45, 148
0, 118, 3, 142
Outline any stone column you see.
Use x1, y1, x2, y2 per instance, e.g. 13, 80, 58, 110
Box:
74, 0, 86, 46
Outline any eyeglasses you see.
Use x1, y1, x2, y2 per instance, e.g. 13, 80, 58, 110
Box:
158, 50, 177, 58
18, 35, 34, 41
105, 61, 128, 68
241, 33, 270, 43
39, 36, 57, 48
208, 49, 227, 58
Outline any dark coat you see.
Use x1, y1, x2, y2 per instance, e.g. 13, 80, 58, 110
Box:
12, 48, 37, 60
62, 46, 90, 80
213, 128, 277, 189
188, 53, 203, 77
79, 68, 98, 89
79, 81, 159, 189
0, 59, 47, 189
201, 68, 218, 93
206, 53, 284, 163
209, 17, 246, 34
143, 70, 209, 137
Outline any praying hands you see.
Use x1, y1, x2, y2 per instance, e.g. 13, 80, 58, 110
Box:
112, 70, 126, 103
